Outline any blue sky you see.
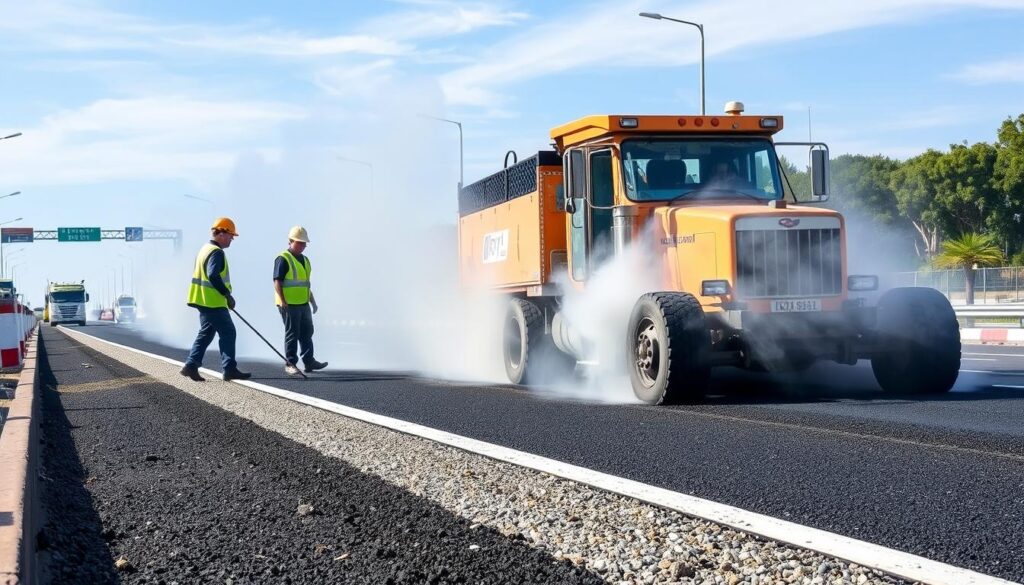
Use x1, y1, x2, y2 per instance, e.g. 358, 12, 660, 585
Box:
2, 0, 1024, 308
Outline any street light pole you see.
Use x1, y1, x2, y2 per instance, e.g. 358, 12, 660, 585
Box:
1, 191, 21, 201
639, 12, 705, 116
0, 217, 25, 278
337, 156, 375, 197
183, 194, 215, 206
419, 114, 464, 190
0, 132, 21, 142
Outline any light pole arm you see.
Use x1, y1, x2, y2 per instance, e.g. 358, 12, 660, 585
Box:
639, 13, 706, 115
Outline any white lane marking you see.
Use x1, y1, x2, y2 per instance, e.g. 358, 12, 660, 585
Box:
961, 358, 997, 362
57, 326, 1016, 585
963, 352, 1024, 358
992, 385, 1024, 390
960, 370, 1024, 376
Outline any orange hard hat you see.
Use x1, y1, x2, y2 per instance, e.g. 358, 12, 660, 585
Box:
211, 217, 239, 236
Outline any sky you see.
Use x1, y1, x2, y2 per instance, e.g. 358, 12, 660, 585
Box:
2, 0, 1024, 310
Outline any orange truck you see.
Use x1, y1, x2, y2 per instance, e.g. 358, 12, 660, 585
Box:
457, 102, 960, 404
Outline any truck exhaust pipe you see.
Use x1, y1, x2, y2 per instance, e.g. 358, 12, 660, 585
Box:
612, 205, 639, 257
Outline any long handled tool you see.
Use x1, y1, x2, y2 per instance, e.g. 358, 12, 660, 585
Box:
231, 308, 308, 380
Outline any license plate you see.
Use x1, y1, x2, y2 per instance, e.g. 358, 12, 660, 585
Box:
771, 299, 821, 313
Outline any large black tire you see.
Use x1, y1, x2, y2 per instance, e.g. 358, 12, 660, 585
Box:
503, 298, 570, 385
627, 292, 712, 405
871, 287, 960, 394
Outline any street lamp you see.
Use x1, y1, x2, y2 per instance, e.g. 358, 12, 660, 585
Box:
0, 218, 24, 278
639, 12, 706, 116
0, 132, 21, 141
337, 156, 375, 197
1, 192, 20, 200
117, 254, 136, 296
419, 114, 464, 190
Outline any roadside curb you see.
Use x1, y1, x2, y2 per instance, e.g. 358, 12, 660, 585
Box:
0, 328, 39, 585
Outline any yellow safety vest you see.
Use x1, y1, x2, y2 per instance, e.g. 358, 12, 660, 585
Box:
275, 251, 311, 306
187, 243, 232, 308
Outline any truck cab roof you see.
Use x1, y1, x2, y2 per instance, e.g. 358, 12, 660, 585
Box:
550, 114, 785, 151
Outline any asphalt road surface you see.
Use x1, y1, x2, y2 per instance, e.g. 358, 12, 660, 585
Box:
68, 322, 1024, 582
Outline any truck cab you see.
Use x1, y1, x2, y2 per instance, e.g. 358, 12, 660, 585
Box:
47, 282, 89, 327
458, 103, 961, 404
115, 295, 137, 323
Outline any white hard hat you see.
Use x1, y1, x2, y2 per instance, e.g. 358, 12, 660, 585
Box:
288, 225, 310, 243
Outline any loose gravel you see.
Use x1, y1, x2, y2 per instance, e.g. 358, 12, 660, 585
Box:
38, 328, 600, 584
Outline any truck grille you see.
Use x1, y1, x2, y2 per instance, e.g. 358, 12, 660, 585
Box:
735, 228, 842, 298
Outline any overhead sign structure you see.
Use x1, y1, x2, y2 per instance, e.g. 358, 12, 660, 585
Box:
0, 227, 33, 244
57, 227, 102, 242
125, 226, 144, 242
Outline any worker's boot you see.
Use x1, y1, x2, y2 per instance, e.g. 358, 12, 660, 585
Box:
222, 367, 252, 381
179, 364, 205, 382
304, 360, 328, 373
284, 364, 301, 376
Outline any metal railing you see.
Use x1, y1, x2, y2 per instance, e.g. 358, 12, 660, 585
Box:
890, 267, 1024, 305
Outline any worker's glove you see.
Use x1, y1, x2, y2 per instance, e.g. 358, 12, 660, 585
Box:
226, 295, 236, 310
311, 301, 318, 315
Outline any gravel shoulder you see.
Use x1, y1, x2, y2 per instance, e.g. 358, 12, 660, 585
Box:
37, 327, 600, 584
52, 327, 921, 585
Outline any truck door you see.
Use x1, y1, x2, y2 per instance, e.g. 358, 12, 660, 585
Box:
566, 148, 615, 282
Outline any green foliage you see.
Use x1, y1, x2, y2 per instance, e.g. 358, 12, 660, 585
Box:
1011, 250, 1024, 267
932, 232, 1004, 270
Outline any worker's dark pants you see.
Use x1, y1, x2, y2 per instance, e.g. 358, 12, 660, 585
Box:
185, 307, 237, 371
280, 304, 315, 367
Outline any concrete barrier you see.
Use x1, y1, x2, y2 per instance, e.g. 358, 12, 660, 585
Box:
0, 303, 36, 371
0, 327, 39, 585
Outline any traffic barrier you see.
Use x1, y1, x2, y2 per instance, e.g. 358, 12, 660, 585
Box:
0, 300, 23, 368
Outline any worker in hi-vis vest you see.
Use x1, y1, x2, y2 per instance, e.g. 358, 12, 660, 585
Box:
274, 226, 328, 376
180, 217, 251, 382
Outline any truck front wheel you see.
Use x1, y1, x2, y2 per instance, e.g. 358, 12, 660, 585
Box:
871, 287, 960, 394
627, 292, 712, 405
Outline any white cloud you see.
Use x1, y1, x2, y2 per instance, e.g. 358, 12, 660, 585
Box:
950, 58, 1024, 84
440, 0, 1024, 106
361, 1, 528, 40
0, 96, 305, 185
313, 60, 397, 98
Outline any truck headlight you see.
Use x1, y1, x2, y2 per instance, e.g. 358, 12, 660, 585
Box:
701, 280, 730, 296
847, 275, 879, 291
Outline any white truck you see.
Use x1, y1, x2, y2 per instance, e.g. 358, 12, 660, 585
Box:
47, 282, 89, 326
115, 295, 137, 323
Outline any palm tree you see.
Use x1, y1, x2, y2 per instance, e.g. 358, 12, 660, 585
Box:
932, 232, 1004, 304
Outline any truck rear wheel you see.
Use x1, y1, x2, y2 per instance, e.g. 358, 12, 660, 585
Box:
627, 292, 711, 405
504, 298, 569, 385
871, 287, 960, 394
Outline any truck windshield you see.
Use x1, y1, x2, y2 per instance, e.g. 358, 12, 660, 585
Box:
50, 291, 85, 303
118, 297, 135, 307
621, 138, 783, 202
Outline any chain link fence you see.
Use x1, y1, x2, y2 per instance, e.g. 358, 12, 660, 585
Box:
890, 267, 1024, 305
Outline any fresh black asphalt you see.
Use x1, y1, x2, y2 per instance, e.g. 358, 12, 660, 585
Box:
37, 327, 600, 584
71, 322, 1024, 582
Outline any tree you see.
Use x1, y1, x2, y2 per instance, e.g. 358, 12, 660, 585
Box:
932, 232, 1004, 304
890, 150, 944, 257
828, 154, 903, 225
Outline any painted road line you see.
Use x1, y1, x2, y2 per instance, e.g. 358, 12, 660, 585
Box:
56, 326, 1016, 585
963, 352, 1024, 358
962, 358, 997, 362
961, 369, 1024, 376
992, 384, 1024, 389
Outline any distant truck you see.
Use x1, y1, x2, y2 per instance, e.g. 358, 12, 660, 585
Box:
457, 103, 961, 404
46, 282, 89, 326
115, 295, 137, 323
0, 278, 15, 299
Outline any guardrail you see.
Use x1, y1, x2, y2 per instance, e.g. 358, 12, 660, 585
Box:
952, 304, 1024, 327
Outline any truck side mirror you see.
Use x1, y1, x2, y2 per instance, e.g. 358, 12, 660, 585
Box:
811, 148, 830, 201
556, 184, 576, 214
